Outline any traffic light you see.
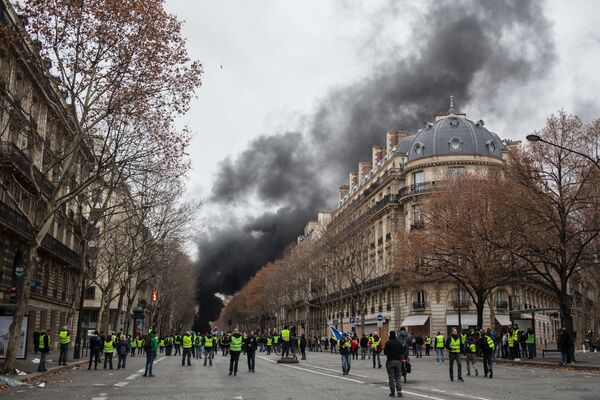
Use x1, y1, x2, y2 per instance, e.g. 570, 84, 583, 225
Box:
151, 289, 158, 303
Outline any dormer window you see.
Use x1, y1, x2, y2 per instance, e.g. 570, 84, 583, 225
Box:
449, 137, 462, 151
449, 119, 459, 128
413, 142, 424, 155
486, 140, 496, 153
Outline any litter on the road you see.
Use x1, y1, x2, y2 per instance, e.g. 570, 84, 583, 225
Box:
0, 375, 25, 387
15, 368, 27, 376
31, 357, 40, 364
37, 381, 47, 388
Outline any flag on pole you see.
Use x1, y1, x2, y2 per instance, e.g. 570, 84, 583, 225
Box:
330, 326, 343, 341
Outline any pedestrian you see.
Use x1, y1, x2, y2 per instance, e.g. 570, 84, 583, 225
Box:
116, 335, 130, 370
138, 335, 145, 356
351, 334, 359, 360
384, 330, 407, 398
300, 334, 307, 360
424, 335, 431, 356
339, 333, 352, 375
103, 333, 115, 369
204, 332, 214, 366
37, 329, 50, 372
195, 332, 203, 359
445, 327, 464, 382
360, 334, 369, 359
182, 331, 193, 366
57, 325, 71, 365
281, 326, 291, 358
245, 331, 258, 372
464, 334, 478, 377
174, 333, 181, 356
558, 326, 570, 365
526, 328, 536, 359
330, 336, 337, 354
435, 331, 445, 364
143, 330, 158, 377
372, 333, 382, 368
479, 329, 494, 379
229, 328, 243, 376
415, 335, 423, 358
88, 330, 101, 370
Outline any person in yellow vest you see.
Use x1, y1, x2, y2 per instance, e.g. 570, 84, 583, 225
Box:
229, 328, 243, 376
479, 329, 495, 379
435, 331, 445, 364
425, 335, 432, 356
103, 333, 115, 370
464, 333, 478, 376
338, 333, 352, 375
273, 333, 279, 355
137, 336, 144, 356
130, 335, 137, 357
37, 329, 50, 372
371, 333, 382, 368
194, 332, 202, 359
266, 336, 272, 355
204, 332, 214, 366
159, 337, 165, 355
445, 327, 464, 382
58, 325, 71, 365
526, 328, 536, 359
182, 331, 193, 366
281, 326, 291, 358
508, 327, 516, 360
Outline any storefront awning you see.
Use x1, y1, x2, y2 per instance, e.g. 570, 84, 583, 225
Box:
495, 314, 511, 326
446, 314, 477, 326
401, 315, 430, 326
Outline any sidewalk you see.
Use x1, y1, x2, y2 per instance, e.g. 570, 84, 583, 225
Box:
1, 349, 88, 387
492, 350, 600, 371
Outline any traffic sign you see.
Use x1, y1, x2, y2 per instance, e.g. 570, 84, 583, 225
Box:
15, 265, 24, 278
376, 314, 384, 327
349, 316, 356, 327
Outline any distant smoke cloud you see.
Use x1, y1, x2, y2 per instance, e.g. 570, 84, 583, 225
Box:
193, 0, 556, 331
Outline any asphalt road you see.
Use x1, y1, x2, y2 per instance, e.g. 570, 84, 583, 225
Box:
4, 350, 600, 400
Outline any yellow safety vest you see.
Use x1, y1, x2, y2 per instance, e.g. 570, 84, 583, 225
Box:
204, 337, 213, 348
508, 335, 514, 347
486, 335, 494, 350
39, 334, 48, 350
436, 335, 445, 348
281, 329, 290, 342
58, 330, 70, 345
104, 339, 114, 353
425, 337, 432, 345
266, 337, 272, 346
130, 338, 137, 348
182, 335, 193, 349
449, 337, 461, 353
230, 336, 242, 352
526, 333, 535, 344
469, 343, 476, 353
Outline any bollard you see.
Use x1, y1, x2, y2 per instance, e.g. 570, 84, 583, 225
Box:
582, 344, 586, 353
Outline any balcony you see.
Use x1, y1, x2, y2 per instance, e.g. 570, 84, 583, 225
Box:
413, 302, 427, 310
0, 141, 55, 196
399, 181, 441, 200
0, 198, 34, 237
41, 234, 81, 266
496, 300, 508, 309
453, 301, 471, 309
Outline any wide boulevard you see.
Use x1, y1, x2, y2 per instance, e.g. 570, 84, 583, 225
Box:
3, 350, 599, 400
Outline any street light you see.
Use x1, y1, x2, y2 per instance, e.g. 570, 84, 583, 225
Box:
526, 134, 600, 171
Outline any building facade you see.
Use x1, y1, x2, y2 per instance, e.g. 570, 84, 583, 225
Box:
288, 102, 597, 348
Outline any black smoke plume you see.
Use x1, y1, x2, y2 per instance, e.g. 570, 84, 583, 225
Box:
193, 0, 556, 332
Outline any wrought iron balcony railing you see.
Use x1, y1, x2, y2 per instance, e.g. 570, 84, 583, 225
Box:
0, 141, 55, 196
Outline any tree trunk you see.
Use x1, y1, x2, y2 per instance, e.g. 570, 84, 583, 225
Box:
113, 286, 126, 332
476, 294, 485, 329
2, 243, 40, 374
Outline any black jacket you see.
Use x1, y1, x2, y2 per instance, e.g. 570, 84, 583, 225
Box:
360, 336, 368, 348
244, 336, 258, 352
384, 337, 407, 360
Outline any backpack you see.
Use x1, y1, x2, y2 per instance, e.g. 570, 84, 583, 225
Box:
144, 335, 153, 352
119, 341, 128, 355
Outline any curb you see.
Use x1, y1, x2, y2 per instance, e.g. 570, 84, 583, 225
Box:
492, 358, 600, 372
15, 360, 88, 384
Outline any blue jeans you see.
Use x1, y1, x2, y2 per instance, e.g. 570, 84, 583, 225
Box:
561, 351, 567, 364
341, 353, 351, 374
416, 346, 422, 358
527, 344, 535, 359
436, 348, 444, 363
145, 352, 154, 376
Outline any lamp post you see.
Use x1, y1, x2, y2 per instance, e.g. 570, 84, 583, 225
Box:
526, 134, 600, 171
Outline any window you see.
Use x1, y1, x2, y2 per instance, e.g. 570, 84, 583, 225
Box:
85, 286, 96, 300
413, 142, 424, 155
449, 137, 462, 151
448, 167, 465, 179
413, 171, 425, 185
414, 290, 427, 309
412, 205, 423, 225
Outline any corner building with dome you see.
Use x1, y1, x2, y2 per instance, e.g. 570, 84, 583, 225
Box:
289, 100, 598, 349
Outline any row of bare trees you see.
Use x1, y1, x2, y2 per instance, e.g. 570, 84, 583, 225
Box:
1, 0, 201, 372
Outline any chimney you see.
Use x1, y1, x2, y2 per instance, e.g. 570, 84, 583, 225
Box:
372, 146, 387, 166
339, 184, 349, 201
349, 172, 358, 188
386, 131, 399, 153
358, 162, 372, 181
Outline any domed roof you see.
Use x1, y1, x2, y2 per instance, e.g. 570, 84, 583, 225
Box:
402, 99, 506, 162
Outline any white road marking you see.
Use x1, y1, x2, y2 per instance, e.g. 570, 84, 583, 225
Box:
380, 386, 448, 400
137, 368, 145, 373
91, 397, 107, 400
114, 381, 129, 387
430, 388, 447, 393
302, 362, 368, 378
257, 355, 364, 383
126, 374, 140, 380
